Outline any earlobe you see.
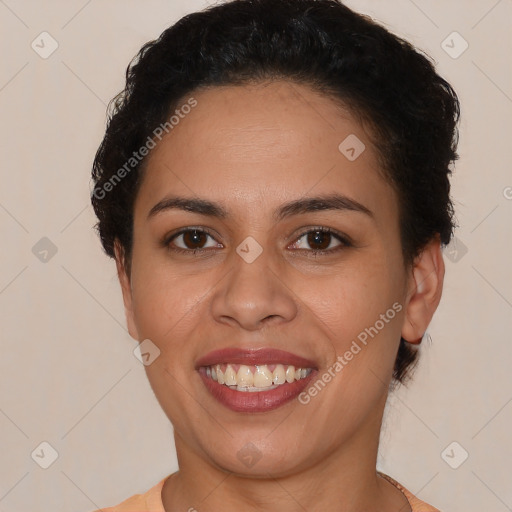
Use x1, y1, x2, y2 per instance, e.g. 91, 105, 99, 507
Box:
401, 237, 445, 344
114, 239, 140, 341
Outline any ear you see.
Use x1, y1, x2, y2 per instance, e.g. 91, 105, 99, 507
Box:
401, 236, 445, 344
114, 239, 140, 341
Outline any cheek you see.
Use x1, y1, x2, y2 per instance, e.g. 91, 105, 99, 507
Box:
304, 253, 404, 361
129, 262, 210, 350
299, 266, 403, 420
327, 258, 397, 310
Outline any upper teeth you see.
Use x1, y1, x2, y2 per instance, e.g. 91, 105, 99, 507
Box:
205, 363, 312, 390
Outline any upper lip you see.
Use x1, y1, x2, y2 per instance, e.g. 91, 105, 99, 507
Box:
195, 347, 318, 369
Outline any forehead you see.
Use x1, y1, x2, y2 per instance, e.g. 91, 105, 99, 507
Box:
134, 80, 396, 223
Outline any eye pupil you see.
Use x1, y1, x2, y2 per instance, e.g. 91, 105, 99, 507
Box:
308, 230, 330, 250
184, 230, 206, 248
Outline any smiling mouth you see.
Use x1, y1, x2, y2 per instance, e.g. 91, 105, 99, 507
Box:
202, 363, 313, 392
195, 347, 318, 412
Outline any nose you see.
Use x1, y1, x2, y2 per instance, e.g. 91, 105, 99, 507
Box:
210, 245, 298, 331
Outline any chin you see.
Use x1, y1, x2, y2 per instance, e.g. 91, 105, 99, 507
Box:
202, 437, 312, 478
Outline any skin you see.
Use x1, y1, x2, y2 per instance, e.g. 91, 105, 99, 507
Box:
114, 80, 445, 512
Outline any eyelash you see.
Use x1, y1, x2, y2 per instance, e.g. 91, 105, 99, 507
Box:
162, 226, 353, 257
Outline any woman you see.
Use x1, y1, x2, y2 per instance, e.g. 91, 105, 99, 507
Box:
90, 0, 459, 510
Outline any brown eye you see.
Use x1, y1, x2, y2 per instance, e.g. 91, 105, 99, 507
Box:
307, 230, 332, 250
168, 229, 220, 252
290, 228, 352, 254
181, 230, 208, 249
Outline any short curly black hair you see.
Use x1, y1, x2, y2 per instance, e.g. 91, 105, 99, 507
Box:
91, 0, 460, 385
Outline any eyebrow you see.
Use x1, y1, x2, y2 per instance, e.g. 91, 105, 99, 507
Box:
147, 193, 374, 222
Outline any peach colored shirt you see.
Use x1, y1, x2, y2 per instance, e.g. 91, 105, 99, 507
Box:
94, 472, 440, 512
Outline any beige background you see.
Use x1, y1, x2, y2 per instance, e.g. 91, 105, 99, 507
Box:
0, 0, 511, 510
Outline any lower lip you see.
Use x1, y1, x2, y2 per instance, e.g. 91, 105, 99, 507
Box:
198, 368, 317, 412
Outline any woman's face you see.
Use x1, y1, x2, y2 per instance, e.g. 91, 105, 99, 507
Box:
117, 80, 422, 476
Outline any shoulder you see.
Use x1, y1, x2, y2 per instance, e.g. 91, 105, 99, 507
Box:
90, 477, 167, 512
378, 472, 441, 512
